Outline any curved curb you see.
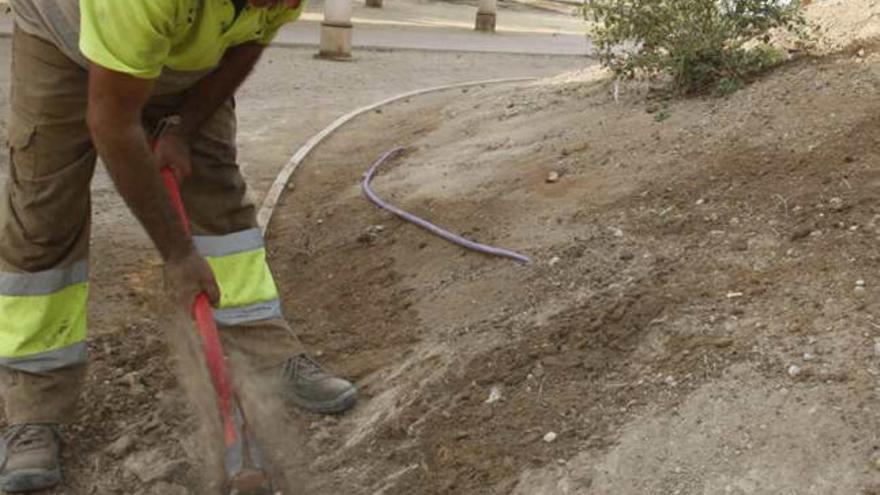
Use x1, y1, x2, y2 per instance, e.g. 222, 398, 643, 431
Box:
257, 77, 537, 234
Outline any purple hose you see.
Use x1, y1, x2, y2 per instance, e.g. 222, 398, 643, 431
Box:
362, 147, 532, 265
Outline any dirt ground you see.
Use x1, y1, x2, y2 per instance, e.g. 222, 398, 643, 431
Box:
264, 47, 880, 493
4, 2, 880, 494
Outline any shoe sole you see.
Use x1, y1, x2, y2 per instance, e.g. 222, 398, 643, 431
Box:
0, 468, 61, 493
288, 386, 359, 415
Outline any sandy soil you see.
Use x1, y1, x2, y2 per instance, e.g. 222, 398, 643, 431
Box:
263, 49, 880, 493
4, 1, 880, 494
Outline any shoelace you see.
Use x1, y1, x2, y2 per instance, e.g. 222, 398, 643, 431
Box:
281, 354, 324, 381
4, 425, 54, 455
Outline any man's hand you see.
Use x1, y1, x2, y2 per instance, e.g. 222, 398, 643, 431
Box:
154, 128, 192, 181
164, 250, 221, 311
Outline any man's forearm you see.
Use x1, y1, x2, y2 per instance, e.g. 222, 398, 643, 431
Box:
91, 120, 194, 261
87, 64, 194, 262
175, 42, 265, 138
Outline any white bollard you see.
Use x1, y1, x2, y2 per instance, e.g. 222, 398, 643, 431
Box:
475, 0, 496, 32
319, 0, 353, 59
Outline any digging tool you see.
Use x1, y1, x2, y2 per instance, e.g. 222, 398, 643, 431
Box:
154, 119, 274, 495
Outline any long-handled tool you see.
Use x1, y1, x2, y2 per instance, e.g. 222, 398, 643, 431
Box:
155, 121, 274, 495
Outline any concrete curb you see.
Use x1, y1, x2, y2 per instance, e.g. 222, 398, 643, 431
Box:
257, 77, 536, 234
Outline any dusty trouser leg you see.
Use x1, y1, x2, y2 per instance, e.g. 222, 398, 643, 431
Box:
0, 27, 92, 494
144, 97, 357, 414
0, 28, 93, 427
143, 97, 303, 372
162, 98, 304, 367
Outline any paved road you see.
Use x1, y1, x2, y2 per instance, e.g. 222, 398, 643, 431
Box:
0, 16, 590, 57
277, 19, 589, 55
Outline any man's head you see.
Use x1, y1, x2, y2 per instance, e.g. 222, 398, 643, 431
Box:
248, 0, 301, 7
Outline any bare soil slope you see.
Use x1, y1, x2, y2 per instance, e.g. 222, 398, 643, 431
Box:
265, 46, 880, 494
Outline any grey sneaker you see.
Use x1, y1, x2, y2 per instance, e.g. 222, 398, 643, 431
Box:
0, 424, 62, 493
282, 354, 358, 414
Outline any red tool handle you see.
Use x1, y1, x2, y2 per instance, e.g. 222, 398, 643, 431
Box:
160, 168, 238, 446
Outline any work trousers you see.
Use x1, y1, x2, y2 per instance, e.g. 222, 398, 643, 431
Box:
0, 27, 303, 424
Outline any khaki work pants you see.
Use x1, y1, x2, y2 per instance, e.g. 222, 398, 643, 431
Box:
0, 27, 303, 424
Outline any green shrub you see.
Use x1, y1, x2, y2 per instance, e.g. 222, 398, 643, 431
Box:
584, 0, 806, 95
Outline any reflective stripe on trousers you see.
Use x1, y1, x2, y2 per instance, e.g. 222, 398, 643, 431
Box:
193, 228, 283, 326
0, 260, 89, 372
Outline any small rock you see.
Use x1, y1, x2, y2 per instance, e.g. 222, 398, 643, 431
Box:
531, 362, 545, 379
856, 279, 866, 288
790, 226, 813, 241
485, 386, 503, 404
543, 432, 558, 443
803, 352, 815, 361
695, 198, 706, 206
726, 292, 744, 299
664, 375, 678, 387
787, 364, 802, 378
730, 238, 748, 252
546, 171, 560, 183
548, 256, 561, 267
106, 435, 134, 458
309, 428, 333, 448
829, 197, 844, 211
123, 449, 185, 483
357, 225, 385, 245
321, 415, 340, 426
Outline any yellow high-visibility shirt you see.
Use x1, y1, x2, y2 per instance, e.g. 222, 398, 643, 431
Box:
79, 0, 303, 79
